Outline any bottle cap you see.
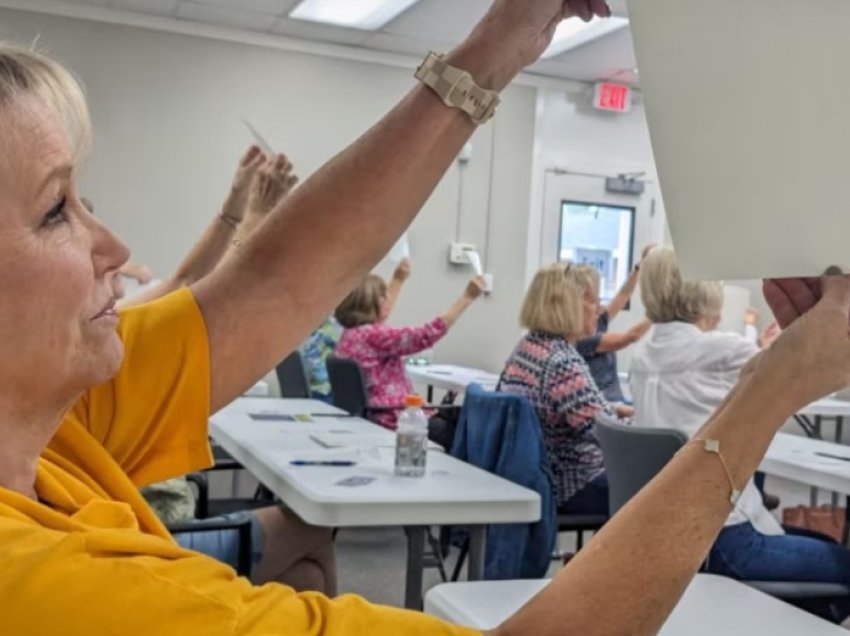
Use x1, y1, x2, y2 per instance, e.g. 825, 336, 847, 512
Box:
404, 394, 425, 408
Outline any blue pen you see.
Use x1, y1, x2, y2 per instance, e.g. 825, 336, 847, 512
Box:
290, 460, 356, 467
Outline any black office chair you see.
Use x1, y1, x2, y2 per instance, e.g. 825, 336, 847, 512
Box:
276, 350, 311, 399
326, 357, 404, 418
593, 414, 850, 613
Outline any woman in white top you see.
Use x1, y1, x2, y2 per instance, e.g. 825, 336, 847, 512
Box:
630, 247, 850, 623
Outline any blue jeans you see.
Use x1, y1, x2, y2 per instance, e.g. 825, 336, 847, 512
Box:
558, 472, 609, 516
708, 522, 850, 622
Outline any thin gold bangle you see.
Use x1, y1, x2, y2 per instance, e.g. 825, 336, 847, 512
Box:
682, 438, 742, 506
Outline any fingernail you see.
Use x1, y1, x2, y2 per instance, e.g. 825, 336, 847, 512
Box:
825, 265, 844, 276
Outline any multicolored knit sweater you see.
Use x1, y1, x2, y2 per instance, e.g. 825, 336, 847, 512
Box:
499, 331, 613, 505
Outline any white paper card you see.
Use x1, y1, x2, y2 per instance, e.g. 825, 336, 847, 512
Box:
467, 250, 484, 276
242, 119, 275, 156
628, 0, 850, 279
387, 233, 411, 263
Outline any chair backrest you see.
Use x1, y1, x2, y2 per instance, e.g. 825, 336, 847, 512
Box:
326, 357, 369, 416
593, 414, 689, 515
275, 351, 311, 399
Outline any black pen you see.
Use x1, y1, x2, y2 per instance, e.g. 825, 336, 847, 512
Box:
290, 460, 356, 467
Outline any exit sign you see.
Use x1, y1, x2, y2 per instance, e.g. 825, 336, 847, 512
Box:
593, 82, 632, 113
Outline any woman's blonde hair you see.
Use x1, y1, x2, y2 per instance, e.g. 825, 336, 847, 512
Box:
335, 274, 388, 328
574, 264, 601, 297
0, 43, 91, 160
520, 263, 587, 337
640, 247, 724, 324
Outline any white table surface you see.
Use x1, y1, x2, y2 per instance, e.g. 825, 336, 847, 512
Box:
761, 432, 850, 496
407, 364, 499, 393
424, 574, 846, 634
209, 398, 540, 528
798, 397, 850, 419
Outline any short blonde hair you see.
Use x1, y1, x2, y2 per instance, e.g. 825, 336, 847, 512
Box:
0, 43, 91, 161
335, 274, 387, 328
520, 263, 587, 337
574, 264, 601, 296
640, 247, 724, 324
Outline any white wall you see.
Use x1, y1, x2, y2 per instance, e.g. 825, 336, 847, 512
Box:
0, 7, 537, 374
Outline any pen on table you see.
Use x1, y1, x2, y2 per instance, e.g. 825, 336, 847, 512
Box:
814, 452, 850, 462
290, 460, 356, 467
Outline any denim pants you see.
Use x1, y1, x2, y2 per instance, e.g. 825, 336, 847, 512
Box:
708, 522, 850, 622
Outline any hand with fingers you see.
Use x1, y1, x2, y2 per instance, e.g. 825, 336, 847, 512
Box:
754, 268, 850, 410
221, 145, 266, 225
247, 153, 298, 219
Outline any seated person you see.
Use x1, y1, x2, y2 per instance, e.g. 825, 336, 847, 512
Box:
499, 263, 631, 517
630, 247, 850, 621
574, 257, 652, 403
334, 272, 484, 433
16, 6, 850, 633
300, 259, 411, 401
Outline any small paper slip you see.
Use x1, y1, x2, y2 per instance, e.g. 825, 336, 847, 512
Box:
242, 119, 275, 156
468, 251, 484, 277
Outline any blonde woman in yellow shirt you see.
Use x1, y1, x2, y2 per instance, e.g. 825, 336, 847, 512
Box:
1, 1, 849, 635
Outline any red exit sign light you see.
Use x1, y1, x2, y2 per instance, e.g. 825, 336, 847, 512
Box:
593, 82, 632, 113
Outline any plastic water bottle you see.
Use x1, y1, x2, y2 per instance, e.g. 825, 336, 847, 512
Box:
394, 395, 428, 477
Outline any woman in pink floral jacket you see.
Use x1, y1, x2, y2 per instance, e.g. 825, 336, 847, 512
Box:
335, 272, 485, 430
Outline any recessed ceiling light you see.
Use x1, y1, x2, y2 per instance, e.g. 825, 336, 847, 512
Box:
542, 16, 629, 59
289, 0, 420, 30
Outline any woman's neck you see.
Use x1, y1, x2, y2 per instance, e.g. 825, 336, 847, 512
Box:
0, 401, 67, 499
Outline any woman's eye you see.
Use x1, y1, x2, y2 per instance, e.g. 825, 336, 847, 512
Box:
41, 196, 69, 228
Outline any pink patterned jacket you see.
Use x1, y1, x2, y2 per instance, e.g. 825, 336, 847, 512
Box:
335, 317, 448, 429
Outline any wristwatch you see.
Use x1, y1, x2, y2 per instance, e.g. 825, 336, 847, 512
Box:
414, 51, 501, 125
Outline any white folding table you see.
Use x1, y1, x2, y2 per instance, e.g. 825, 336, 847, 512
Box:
424, 574, 846, 634
210, 398, 540, 609
406, 364, 499, 402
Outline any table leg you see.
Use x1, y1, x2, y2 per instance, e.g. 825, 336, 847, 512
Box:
404, 526, 426, 610
837, 417, 844, 444
815, 416, 822, 439
810, 487, 818, 508
467, 526, 487, 581
427, 384, 434, 403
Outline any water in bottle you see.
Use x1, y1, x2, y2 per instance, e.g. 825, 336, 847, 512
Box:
394, 394, 428, 477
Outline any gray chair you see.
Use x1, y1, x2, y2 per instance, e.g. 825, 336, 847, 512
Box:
276, 351, 311, 399
593, 414, 850, 610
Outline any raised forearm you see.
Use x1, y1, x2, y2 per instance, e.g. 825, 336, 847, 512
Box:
196, 41, 510, 408
441, 295, 474, 329
493, 375, 793, 636
605, 268, 640, 318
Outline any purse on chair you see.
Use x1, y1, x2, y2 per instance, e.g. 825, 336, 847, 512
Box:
783, 505, 847, 543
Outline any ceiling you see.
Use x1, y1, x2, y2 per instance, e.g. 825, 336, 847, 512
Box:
22, 0, 639, 85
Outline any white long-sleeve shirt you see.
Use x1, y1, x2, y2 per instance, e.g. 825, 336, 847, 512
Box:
629, 322, 783, 535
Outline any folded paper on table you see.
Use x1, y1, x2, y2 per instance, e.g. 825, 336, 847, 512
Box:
628, 0, 850, 279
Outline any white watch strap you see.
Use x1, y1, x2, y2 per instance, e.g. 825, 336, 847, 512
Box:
414, 51, 500, 125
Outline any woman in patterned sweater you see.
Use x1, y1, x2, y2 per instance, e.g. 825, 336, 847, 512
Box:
499, 263, 631, 516
335, 272, 485, 430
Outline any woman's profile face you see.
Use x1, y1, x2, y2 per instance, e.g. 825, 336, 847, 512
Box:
0, 100, 130, 404
581, 288, 600, 338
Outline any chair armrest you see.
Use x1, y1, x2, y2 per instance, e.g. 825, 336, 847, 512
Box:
184, 472, 209, 519
168, 518, 253, 577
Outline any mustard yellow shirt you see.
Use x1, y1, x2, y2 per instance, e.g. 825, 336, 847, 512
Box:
0, 288, 480, 636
